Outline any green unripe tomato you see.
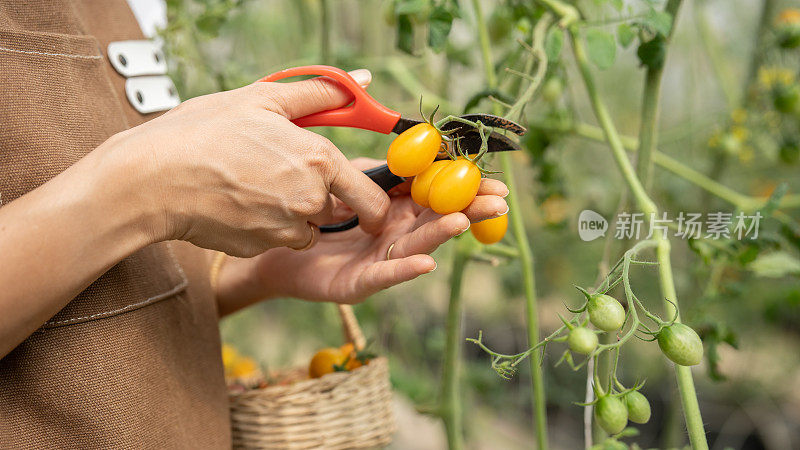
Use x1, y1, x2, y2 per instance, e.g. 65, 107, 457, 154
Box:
568, 327, 598, 355
719, 133, 741, 157
623, 391, 652, 424
595, 396, 628, 435
779, 139, 800, 164
778, 27, 800, 49
541, 77, 564, 104
777, 9, 800, 48
657, 323, 704, 366
588, 295, 626, 332
773, 83, 800, 114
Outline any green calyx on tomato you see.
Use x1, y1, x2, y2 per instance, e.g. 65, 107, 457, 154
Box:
657, 322, 704, 366
567, 327, 598, 355
399, 103, 507, 215
387, 102, 447, 178
587, 294, 626, 332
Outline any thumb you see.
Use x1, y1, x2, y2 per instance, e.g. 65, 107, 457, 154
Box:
263, 69, 372, 120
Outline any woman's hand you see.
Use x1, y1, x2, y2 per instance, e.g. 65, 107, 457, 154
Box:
215, 159, 509, 314
108, 69, 390, 256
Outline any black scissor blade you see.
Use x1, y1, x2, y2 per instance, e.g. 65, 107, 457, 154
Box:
394, 114, 526, 136
441, 114, 527, 136
435, 130, 521, 160
391, 116, 424, 135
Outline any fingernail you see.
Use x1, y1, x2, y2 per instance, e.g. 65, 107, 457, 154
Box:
348, 69, 372, 86
494, 205, 510, 217
501, 189, 510, 198
428, 262, 437, 273
456, 223, 470, 236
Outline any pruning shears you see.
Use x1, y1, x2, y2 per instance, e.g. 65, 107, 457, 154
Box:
262, 65, 526, 232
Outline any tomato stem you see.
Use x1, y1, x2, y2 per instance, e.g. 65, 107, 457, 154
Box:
567, 19, 709, 450
439, 237, 473, 450
470, 3, 553, 448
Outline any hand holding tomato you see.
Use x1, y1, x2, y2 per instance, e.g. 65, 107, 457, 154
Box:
214, 158, 509, 313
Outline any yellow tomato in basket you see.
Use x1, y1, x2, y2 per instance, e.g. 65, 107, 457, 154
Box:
309, 347, 347, 379
339, 343, 362, 370
230, 357, 259, 378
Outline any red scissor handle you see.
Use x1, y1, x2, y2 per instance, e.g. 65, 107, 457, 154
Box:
261, 65, 401, 134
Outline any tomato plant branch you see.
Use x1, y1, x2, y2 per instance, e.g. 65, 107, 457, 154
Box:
382, 58, 456, 112
472, 2, 552, 448
742, 0, 777, 104
481, 243, 520, 259
694, 2, 738, 107
532, 121, 800, 211
636, 0, 683, 191
319, 0, 331, 64
472, 239, 666, 374
439, 238, 472, 450
570, 31, 657, 216
568, 29, 708, 450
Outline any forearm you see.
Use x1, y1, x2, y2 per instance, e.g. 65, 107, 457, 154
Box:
0, 136, 160, 356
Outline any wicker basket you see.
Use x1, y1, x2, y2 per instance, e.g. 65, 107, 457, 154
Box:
229, 305, 396, 449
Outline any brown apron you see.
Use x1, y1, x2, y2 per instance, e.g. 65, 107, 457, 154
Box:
0, 1, 231, 447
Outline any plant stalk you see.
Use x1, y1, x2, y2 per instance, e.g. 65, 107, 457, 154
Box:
472, 2, 551, 448
636, 0, 682, 191
533, 121, 800, 211
320, 0, 331, 64
569, 30, 708, 450
440, 239, 471, 450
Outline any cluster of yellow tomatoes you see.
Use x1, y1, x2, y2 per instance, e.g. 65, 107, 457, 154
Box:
308, 343, 371, 378
386, 121, 508, 245
222, 343, 263, 386
222, 342, 372, 388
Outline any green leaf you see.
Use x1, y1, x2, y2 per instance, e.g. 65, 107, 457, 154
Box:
428, 5, 453, 52
397, 14, 414, 54
749, 251, 800, 278
585, 29, 616, 70
545, 28, 564, 61
637, 35, 665, 70
196, 12, 225, 37
617, 23, 635, 48
642, 8, 672, 36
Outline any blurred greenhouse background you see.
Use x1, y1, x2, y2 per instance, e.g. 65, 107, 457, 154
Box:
162, 0, 800, 448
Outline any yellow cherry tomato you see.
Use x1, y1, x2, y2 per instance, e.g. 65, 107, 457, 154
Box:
387, 123, 442, 177
411, 160, 450, 207
230, 357, 259, 378
308, 348, 346, 378
339, 343, 355, 357
345, 358, 363, 371
778, 8, 800, 25
428, 159, 482, 214
471, 213, 508, 244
